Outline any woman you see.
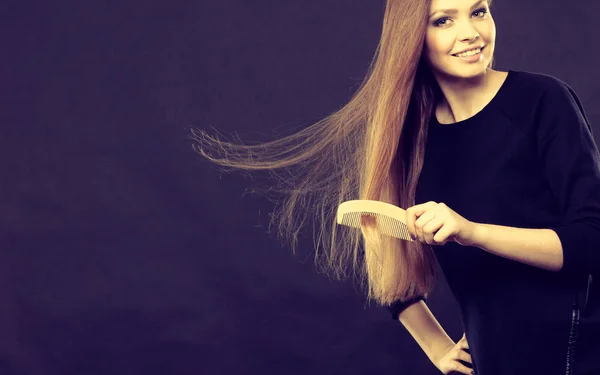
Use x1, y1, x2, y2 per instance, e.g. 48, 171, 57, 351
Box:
191, 0, 600, 374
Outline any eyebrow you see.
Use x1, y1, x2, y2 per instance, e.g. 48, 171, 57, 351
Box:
429, 0, 485, 18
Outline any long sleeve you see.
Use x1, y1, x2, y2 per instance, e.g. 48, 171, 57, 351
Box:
534, 79, 600, 276
386, 295, 426, 320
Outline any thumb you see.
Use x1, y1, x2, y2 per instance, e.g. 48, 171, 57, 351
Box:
411, 202, 436, 217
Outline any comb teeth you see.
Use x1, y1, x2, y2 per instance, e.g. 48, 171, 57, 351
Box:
340, 211, 411, 240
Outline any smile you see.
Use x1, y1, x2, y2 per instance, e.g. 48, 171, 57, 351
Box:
453, 46, 485, 57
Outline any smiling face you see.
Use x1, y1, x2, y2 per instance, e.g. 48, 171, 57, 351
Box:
424, 0, 496, 79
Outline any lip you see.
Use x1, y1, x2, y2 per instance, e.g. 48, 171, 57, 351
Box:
452, 45, 485, 56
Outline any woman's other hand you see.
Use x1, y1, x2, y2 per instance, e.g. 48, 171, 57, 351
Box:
436, 333, 474, 375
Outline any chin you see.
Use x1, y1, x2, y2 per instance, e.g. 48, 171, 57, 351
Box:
435, 64, 487, 78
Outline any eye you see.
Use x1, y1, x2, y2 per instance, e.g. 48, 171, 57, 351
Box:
473, 8, 488, 18
433, 7, 488, 27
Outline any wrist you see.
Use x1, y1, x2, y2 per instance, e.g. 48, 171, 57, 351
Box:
470, 222, 487, 249
431, 339, 455, 370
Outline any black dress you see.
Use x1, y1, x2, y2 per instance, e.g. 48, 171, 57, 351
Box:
388, 69, 600, 375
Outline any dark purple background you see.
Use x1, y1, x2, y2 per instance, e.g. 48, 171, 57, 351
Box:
2, 0, 599, 374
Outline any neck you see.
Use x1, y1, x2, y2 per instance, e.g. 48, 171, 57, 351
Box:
434, 68, 497, 123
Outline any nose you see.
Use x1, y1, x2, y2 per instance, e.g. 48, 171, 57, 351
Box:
457, 21, 480, 42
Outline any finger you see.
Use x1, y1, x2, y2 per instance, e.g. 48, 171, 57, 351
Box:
445, 360, 473, 375
411, 202, 437, 217
406, 202, 437, 240
433, 223, 455, 246
406, 205, 427, 240
455, 349, 472, 364
423, 217, 444, 245
451, 361, 474, 375
415, 211, 436, 242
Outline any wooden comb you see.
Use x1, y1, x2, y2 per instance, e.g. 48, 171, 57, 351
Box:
336, 200, 415, 241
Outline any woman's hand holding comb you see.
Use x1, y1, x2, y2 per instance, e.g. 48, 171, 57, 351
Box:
405, 201, 478, 247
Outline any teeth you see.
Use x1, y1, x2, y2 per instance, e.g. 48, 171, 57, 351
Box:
456, 48, 482, 57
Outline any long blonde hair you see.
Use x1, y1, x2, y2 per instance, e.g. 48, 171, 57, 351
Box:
191, 0, 495, 306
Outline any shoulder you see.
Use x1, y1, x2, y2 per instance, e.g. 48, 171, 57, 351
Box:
509, 69, 575, 99
500, 70, 587, 125
491, 70, 589, 134
508, 70, 592, 136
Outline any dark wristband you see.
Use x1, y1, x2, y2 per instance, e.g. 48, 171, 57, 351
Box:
387, 296, 426, 320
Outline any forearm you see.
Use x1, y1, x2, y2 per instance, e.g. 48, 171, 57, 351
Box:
398, 300, 454, 370
471, 223, 563, 272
